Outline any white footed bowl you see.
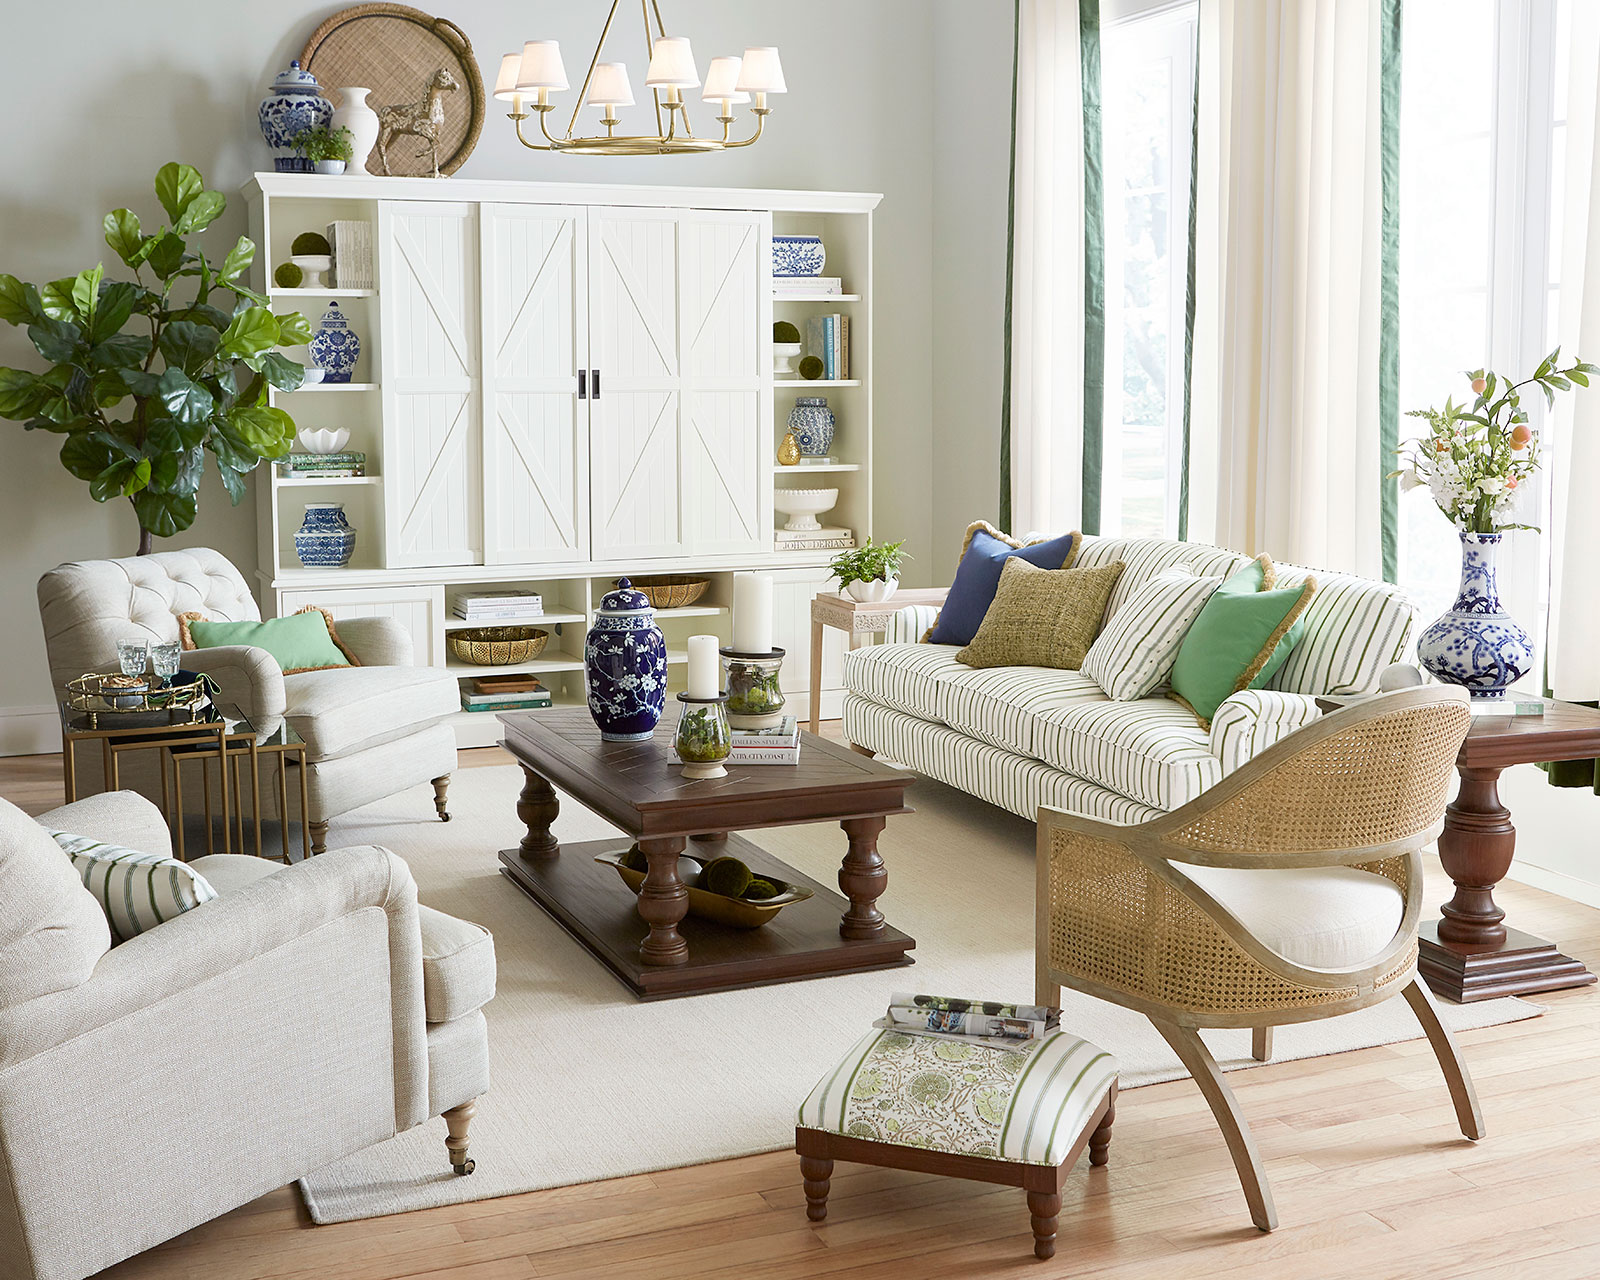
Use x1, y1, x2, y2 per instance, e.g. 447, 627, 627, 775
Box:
297, 427, 350, 454
290, 254, 332, 288
773, 342, 803, 376
845, 576, 899, 603
774, 487, 838, 532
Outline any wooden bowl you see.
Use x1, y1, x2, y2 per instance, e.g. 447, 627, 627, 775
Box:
448, 626, 548, 666
628, 575, 710, 609
596, 851, 813, 929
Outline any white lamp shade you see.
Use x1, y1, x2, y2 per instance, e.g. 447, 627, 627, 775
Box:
735, 46, 787, 94
585, 62, 635, 108
493, 53, 522, 102
645, 36, 700, 88
701, 56, 750, 103
517, 40, 569, 91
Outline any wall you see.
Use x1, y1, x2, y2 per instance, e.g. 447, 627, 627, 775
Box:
0, 0, 938, 749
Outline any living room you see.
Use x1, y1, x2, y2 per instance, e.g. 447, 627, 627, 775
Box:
4, 1, 1600, 1277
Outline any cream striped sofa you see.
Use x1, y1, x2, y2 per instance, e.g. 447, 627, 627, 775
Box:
842, 536, 1416, 825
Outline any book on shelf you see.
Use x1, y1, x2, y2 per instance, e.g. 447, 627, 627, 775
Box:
775, 526, 853, 551
774, 276, 843, 295
466, 673, 546, 694
805, 315, 850, 380
459, 675, 552, 710
328, 220, 374, 290
453, 591, 544, 620
278, 451, 367, 476
462, 694, 555, 713
789, 456, 838, 466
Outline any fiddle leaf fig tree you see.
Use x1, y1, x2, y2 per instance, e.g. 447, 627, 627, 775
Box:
0, 162, 311, 554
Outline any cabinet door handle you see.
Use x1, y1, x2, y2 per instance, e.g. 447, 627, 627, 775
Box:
578, 369, 586, 400
592, 369, 601, 400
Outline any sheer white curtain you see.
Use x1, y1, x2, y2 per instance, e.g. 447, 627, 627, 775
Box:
1188, 0, 1388, 576
1009, 0, 1088, 536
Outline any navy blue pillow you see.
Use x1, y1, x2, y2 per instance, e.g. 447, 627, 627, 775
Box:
927, 527, 1081, 646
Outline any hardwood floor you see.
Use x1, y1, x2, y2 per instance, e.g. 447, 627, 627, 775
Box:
13, 746, 1600, 1279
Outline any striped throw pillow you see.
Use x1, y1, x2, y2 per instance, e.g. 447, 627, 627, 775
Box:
46, 830, 218, 941
1081, 569, 1222, 700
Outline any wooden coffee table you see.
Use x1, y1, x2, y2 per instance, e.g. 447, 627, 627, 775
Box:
496, 708, 918, 999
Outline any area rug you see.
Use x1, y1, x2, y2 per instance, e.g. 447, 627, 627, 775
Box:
298, 764, 1541, 1224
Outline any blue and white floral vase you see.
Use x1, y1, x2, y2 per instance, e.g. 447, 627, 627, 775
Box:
585, 579, 668, 742
788, 396, 835, 456
259, 61, 334, 173
772, 234, 826, 277
294, 503, 356, 568
309, 302, 361, 383
1417, 532, 1533, 704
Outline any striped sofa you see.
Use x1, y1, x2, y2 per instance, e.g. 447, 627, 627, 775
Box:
841, 536, 1416, 825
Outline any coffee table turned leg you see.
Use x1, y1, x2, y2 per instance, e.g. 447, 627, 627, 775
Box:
1436, 766, 1515, 947
517, 766, 560, 861
839, 816, 888, 940
637, 836, 690, 967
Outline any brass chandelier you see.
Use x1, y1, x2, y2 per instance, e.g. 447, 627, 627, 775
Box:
495, 1, 787, 157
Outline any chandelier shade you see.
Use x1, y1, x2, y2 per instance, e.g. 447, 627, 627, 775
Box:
516, 40, 569, 92
645, 36, 699, 89
493, 54, 522, 102
735, 47, 787, 95
585, 62, 635, 109
702, 56, 749, 104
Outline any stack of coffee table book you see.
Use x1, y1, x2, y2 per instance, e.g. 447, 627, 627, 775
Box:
459, 673, 553, 713
671, 715, 802, 765
452, 591, 544, 622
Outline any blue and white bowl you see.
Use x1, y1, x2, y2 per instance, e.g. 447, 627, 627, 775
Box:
259, 60, 334, 173
309, 302, 361, 384
772, 234, 826, 278
585, 578, 668, 742
294, 502, 356, 568
787, 396, 835, 456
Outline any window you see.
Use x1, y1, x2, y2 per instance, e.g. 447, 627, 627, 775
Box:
1099, 2, 1197, 538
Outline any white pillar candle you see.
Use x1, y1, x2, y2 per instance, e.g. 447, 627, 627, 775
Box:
686, 634, 721, 699
731, 572, 774, 654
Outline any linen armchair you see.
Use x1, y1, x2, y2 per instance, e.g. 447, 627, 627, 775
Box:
37, 547, 458, 853
1035, 685, 1481, 1233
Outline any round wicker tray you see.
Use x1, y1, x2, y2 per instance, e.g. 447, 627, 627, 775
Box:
629, 575, 711, 609
448, 626, 549, 666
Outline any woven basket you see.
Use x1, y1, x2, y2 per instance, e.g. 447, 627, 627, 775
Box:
448, 626, 548, 666
630, 575, 711, 609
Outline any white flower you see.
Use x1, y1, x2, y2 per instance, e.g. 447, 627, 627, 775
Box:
1399, 468, 1425, 492
1476, 477, 1506, 495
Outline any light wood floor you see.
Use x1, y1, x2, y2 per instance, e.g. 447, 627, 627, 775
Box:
12, 746, 1600, 1279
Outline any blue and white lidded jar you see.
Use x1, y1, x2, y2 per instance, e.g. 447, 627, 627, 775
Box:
771, 234, 826, 277
259, 61, 334, 173
294, 503, 356, 568
585, 579, 669, 742
787, 397, 835, 456
309, 303, 361, 383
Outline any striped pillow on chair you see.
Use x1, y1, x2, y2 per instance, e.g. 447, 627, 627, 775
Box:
46, 830, 218, 941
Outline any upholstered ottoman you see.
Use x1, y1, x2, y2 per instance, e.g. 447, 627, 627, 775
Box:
795, 1027, 1119, 1259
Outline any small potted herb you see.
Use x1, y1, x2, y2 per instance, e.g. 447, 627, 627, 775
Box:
295, 126, 356, 175
830, 537, 911, 603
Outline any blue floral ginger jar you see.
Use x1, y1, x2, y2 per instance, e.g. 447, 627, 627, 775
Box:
585, 579, 668, 742
294, 503, 356, 568
1417, 532, 1533, 704
259, 60, 333, 173
788, 397, 835, 456
310, 303, 361, 383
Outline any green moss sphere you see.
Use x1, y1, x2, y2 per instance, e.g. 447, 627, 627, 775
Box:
619, 845, 647, 872
291, 231, 332, 256
273, 262, 304, 288
773, 320, 801, 344
798, 354, 825, 380
702, 856, 753, 898
742, 878, 780, 901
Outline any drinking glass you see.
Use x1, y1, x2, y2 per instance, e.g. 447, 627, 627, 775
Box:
117, 638, 148, 677
151, 642, 182, 686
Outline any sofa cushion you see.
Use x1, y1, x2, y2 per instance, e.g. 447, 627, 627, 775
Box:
1266, 566, 1417, 696
46, 829, 218, 942
418, 906, 496, 1023
283, 664, 459, 759
936, 666, 1108, 758
1081, 569, 1223, 700
955, 559, 1125, 671
843, 643, 968, 722
0, 798, 111, 1009
926, 522, 1081, 647
1035, 698, 1221, 811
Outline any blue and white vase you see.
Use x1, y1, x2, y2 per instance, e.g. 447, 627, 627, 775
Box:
772, 234, 826, 278
585, 579, 668, 742
1417, 532, 1533, 704
309, 303, 361, 383
788, 397, 835, 456
259, 60, 333, 173
294, 503, 356, 568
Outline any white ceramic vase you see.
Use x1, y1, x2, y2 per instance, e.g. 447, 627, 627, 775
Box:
845, 577, 899, 603
332, 87, 380, 176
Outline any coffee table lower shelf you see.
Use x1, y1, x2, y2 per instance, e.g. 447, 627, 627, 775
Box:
499, 834, 916, 1000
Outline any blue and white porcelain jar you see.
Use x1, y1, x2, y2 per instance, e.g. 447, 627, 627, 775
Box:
259, 61, 334, 173
787, 397, 835, 456
585, 579, 669, 742
294, 503, 356, 568
309, 303, 361, 383
1417, 532, 1533, 704
771, 234, 826, 278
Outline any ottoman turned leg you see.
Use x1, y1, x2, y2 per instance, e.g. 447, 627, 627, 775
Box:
1090, 1085, 1116, 1166
1026, 1190, 1061, 1260
800, 1155, 833, 1222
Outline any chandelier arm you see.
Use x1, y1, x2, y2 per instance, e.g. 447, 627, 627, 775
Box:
721, 111, 768, 150
512, 115, 557, 152
538, 108, 568, 146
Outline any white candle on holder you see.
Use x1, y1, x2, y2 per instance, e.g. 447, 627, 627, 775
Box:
686, 634, 721, 700
731, 572, 774, 654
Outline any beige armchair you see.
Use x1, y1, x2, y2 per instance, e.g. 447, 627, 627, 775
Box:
0, 789, 493, 1280
37, 547, 458, 853
1035, 686, 1480, 1233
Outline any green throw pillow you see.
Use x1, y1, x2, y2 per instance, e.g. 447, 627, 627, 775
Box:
180, 606, 357, 674
1169, 555, 1315, 726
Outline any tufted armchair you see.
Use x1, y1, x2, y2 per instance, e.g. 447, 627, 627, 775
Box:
37, 548, 458, 854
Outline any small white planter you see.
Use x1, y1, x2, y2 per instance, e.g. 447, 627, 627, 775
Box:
313, 159, 347, 176
845, 577, 899, 603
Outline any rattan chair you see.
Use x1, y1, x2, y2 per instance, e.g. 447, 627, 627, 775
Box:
1035, 685, 1481, 1232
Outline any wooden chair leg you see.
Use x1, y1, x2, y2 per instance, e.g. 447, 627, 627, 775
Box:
443, 1100, 477, 1175
309, 819, 329, 856
1252, 1026, 1274, 1062
1026, 1190, 1061, 1260
1152, 1019, 1278, 1232
431, 774, 452, 822
800, 1155, 832, 1222
1402, 978, 1485, 1140
1089, 1084, 1116, 1166
848, 743, 877, 758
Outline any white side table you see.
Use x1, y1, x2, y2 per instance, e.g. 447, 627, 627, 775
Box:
808, 588, 950, 733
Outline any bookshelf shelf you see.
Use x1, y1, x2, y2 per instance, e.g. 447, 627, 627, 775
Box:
444, 610, 587, 630
275, 475, 381, 487
270, 288, 378, 298
284, 382, 379, 392
776, 379, 861, 389
773, 463, 861, 474
772, 292, 861, 303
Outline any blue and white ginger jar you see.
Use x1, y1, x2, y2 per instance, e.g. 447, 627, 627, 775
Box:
259, 61, 334, 173
772, 234, 826, 278
294, 502, 356, 568
310, 302, 361, 383
788, 397, 835, 456
585, 578, 668, 742
1417, 532, 1533, 704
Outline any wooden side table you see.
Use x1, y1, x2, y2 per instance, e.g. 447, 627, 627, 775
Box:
1419, 700, 1600, 1002
808, 588, 949, 732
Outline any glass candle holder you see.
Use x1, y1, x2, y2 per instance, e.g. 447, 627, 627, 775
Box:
675, 693, 732, 779
720, 647, 786, 730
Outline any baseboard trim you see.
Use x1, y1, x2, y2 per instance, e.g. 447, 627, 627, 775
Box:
1505, 860, 1600, 912
0, 705, 59, 758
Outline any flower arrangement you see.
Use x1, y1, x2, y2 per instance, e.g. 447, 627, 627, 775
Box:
1395, 350, 1595, 534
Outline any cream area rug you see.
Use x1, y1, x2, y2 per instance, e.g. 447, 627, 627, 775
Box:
298, 764, 1541, 1224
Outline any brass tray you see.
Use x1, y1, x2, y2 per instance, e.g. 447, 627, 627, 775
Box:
596, 851, 814, 929
66, 670, 213, 725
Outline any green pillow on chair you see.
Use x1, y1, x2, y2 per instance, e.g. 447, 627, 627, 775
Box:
1169, 555, 1315, 727
179, 606, 358, 674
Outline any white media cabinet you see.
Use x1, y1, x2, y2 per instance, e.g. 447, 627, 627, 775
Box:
244, 173, 880, 747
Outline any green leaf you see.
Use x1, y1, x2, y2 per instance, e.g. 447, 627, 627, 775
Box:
223, 403, 295, 458
1548, 374, 1571, 391
218, 236, 255, 285
132, 488, 198, 537
273, 311, 313, 345
145, 414, 208, 454
158, 319, 221, 374
64, 368, 98, 417
0, 367, 47, 419
90, 281, 140, 343
219, 306, 277, 359
88, 332, 149, 371
147, 443, 204, 495
91, 370, 129, 407
0, 274, 43, 325
103, 208, 145, 267
156, 367, 214, 424
145, 232, 187, 280
207, 429, 256, 473
40, 277, 80, 322
60, 430, 119, 481
214, 453, 248, 503
70, 264, 105, 325
118, 368, 161, 397
175, 190, 225, 236
154, 162, 203, 224
1570, 370, 1589, 387
89, 456, 151, 503
230, 283, 270, 308
28, 317, 83, 363
167, 302, 232, 332
258, 350, 305, 392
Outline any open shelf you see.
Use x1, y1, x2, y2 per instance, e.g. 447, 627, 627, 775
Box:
776, 380, 861, 389
444, 610, 586, 630
275, 475, 381, 487
271, 288, 378, 298
773, 292, 861, 303
444, 648, 686, 679
650, 604, 726, 619
773, 463, 860, 474
286, 382, 379, 393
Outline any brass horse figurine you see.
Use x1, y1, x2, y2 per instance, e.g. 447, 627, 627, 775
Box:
376, 67, 460, 177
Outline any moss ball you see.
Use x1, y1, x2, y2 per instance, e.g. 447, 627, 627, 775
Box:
273, 262, 304, 288
742, 877, 780, 900
291, 231, 332, 256
773, 320, 801, 344
618, 845, 647, 872
798, 354, 825, 380
702, 856, 753, 898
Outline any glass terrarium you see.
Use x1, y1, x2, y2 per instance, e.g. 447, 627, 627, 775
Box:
719, 647, 787, 730
675, 693, 732, 779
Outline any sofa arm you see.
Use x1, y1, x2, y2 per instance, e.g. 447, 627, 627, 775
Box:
334, 615, 415, 667
1209, 690, 1323, 776
884, 602, 944, 645
183, 643, 287, 726
34, 790, 173, 859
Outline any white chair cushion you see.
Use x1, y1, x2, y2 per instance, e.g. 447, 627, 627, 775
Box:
46, 830, 218, 942
935, 666, 1108, 758
1034, 698, 1221, 811
1174, 863, 1405, 969
1081, 569, 1223, 701
842, 643, 967, 722
0, 798, 111, 1008
798, 1027, 1118, 1166
1263, 565, 1417, 696
283, 665, 459, 759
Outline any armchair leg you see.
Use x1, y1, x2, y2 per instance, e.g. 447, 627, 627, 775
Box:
1402, 979, 1485, 1140
1252, 1026, 1274, 1061
432, 774, 452, 822
309, 819, 329, 857
1152, 1019, 1278, 1232
443, 1100, 477, 1175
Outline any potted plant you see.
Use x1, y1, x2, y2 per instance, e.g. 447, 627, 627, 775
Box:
830, 537, 911, 603
295, 125, 356, 175
0, 162, 311, 554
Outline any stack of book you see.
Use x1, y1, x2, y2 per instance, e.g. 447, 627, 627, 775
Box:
459, 673, 553, 713
328, 220, 374, 290
277, 450, 367, 478
774, 276, 844, 297
804, 314, 850, 379
776, 526, 854, 552
672, 716, 802, 765
453, 591, 544, 622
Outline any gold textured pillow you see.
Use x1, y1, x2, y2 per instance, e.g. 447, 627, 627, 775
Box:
955, 558, 1126, 670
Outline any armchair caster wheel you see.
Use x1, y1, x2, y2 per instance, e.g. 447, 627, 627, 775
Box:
440, 812, 452, 823
453, 1158, 475, 1176
431, 775, 452, 824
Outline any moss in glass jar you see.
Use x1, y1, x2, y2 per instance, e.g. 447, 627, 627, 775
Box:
675, 704, 731, 763
725, 662, 785, 716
